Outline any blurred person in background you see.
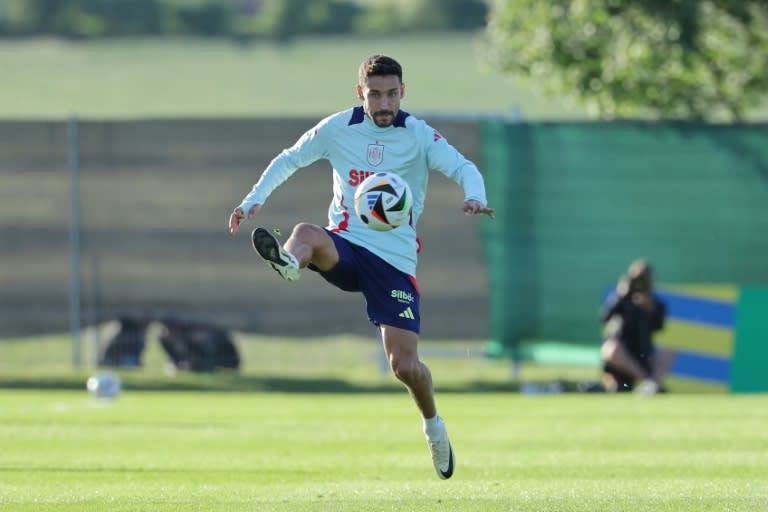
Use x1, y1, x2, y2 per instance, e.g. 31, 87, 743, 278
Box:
98, 315, 150, 368
157, 317, 240, 373
228, 54, 493, 479
600, 259, 675, 395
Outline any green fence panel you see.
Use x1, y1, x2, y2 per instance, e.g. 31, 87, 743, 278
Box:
479, 121, 768, 356
731, 287, 768, 393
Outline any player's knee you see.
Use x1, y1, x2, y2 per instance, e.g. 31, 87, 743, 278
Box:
291, 222, 319, 240
390, 355, 421, 385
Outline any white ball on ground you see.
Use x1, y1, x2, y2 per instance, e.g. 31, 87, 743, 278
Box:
86, 371, 122, 399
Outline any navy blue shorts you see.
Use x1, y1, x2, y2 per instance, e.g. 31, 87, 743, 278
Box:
308, 230, 421, 333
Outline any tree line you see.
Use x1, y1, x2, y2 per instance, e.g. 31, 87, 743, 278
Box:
0, 0, 488, 40
485, 0, 768, 121
4, 0, 763, 121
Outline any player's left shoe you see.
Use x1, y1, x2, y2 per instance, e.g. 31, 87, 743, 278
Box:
427, 424, 455, 480
251, 228, 301, 282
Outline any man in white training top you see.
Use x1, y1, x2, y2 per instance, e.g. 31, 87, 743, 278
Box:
229, 54, 494, 480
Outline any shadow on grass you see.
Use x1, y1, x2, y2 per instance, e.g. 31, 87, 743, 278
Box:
0, 373, 536, 393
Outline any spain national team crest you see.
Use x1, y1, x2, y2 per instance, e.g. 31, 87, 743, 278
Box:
367, 143, 384, 167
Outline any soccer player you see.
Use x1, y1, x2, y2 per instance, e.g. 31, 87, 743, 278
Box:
228, 54, 494, 479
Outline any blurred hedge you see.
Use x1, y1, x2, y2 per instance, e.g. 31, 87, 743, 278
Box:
0, 0, 489, 40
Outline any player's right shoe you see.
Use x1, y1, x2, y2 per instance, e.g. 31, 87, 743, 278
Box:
427, 425, 455, 480
251, 228, 301, 282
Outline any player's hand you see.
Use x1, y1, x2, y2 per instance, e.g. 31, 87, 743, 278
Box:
229, 204, 261, 235
632, 291, 655, 312
463, 200, 495, 219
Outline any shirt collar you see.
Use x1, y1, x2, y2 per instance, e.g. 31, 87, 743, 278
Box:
348, 106, 410, 128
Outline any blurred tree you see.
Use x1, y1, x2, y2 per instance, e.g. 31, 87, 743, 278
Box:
259, 0, 308, 42
3, 0, 488, 40
403, 0, 488, 32
22, 0, 78, 34
353, 3, 402, 35
485, 0, 768, 121
176, 3, 230, 36
19, 0, 166, 37
259, 0, 361, 40
84, 0, 164, 36
303, 0, 361, 35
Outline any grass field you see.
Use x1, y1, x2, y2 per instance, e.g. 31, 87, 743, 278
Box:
1, 389, 766, 511
0, 331, 724, 394
0, 33, 588, 119
3, 27, 767, 511
0, 331, 596, 392
3, 33, 767, 121
0, 335, 763, 510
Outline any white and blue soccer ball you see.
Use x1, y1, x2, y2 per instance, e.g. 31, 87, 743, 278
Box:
354, 172, 413, 231
86, 371, 122, 399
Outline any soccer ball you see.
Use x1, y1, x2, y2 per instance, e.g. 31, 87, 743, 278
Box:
86, 371, 122, 399
354, 172, 413, 231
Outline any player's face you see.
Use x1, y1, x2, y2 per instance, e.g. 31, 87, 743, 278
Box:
357, 75, 405, 128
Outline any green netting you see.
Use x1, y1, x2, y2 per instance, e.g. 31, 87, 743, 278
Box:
480, 120, 768, 357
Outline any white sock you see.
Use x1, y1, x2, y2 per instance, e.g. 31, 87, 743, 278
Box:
423, 414, 444, 441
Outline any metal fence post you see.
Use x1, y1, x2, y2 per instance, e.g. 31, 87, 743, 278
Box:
68, 116, 81, 367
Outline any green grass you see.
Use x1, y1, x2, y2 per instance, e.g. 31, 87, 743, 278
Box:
0, 390, 766, 511
0, 331, 599, 392
3, 33, 767, 121
0, 331, 725, 393
0, 334, 761, 509
0, 33, 589, 120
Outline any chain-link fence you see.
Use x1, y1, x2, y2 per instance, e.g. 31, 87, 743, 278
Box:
0, 117, 490, 345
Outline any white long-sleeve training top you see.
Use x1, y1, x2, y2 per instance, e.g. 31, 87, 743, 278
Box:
239, 106, 488, 277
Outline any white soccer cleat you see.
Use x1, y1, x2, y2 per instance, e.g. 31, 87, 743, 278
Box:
634, 378, 660, 396
427, 426, 456, 480
251, 228, 301, 282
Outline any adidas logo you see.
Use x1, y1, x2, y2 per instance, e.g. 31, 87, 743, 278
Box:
399, 307, 415, 320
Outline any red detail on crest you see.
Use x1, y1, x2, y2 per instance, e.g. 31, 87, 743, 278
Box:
433, 130, 443, 142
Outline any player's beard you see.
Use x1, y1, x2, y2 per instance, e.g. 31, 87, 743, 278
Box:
372, 110, 395, 127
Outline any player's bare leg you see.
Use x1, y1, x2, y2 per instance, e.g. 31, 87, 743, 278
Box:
380, 325, 435, 416
251, 223, 338, 280
283, 223, 339, 271
380, 324, 455, 479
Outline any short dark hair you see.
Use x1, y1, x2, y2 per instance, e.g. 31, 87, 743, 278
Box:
358, 54, 402, 85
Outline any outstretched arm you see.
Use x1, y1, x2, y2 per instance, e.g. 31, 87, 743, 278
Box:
424, 129, 492, 220
231, 119, 329, 236
229, 204, 262, 235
